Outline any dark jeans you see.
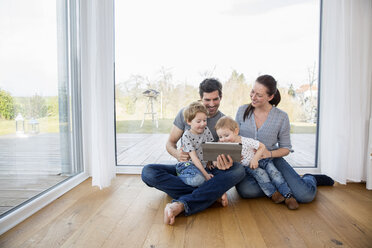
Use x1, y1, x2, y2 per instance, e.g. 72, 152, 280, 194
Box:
141, 162, 245, 215
236, 157, 317, 203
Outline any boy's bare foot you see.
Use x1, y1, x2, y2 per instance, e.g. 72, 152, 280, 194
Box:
164, 202, 184, 225
217, 193, 229, 207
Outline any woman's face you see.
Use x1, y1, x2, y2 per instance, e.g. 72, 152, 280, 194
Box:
250, 82, 274, 108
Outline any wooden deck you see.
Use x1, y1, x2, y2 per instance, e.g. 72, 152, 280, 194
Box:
116, 133, 316, 167
0, 132, 315, 216
0, 133, 68, 216
1, 175, 371, 248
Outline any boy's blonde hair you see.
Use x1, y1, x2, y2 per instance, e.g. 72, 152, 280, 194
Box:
183, 101, 209, 122
215, 116, 238, 131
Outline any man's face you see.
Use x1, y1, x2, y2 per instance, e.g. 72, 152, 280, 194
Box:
201, 90, 221, 117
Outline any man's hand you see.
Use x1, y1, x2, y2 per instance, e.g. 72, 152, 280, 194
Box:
177, 147, 189, 162
216, 154, 233, 170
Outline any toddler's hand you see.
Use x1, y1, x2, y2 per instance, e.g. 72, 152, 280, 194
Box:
206, 161, 215, 170
250, 159, 258, 169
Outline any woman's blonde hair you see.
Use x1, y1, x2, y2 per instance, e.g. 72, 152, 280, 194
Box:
215, 116, 238, 131
183, 101, 209, 122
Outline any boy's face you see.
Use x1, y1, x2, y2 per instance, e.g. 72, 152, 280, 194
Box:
187, 112, 208, 134
216, 127, 239, 143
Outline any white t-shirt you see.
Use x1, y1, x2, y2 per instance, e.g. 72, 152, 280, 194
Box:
181, 127, 214, 167
240, 136, 260, 166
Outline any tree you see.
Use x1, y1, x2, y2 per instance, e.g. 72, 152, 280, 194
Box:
29, 94, 48, 118
0, 88, 15, 120
288, 84, 296, 97
220, 70, 250, 117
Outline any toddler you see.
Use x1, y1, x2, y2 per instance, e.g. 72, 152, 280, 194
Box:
215, 116, 299, 210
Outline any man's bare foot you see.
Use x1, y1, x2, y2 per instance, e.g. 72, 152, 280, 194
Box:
217, 193, 228, 207
164, 202, 184, 225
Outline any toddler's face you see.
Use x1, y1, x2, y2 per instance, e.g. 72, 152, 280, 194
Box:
216, 128, 238, 143
188, 112, 208, 134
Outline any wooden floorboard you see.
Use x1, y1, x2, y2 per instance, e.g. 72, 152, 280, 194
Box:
0, 132, 314, 216
1, 175, 371, 248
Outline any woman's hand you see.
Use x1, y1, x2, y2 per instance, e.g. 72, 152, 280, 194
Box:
216, 154, 233, 170
260, 149, 271, 159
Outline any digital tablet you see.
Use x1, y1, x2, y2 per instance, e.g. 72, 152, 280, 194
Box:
202, 142, 242, 161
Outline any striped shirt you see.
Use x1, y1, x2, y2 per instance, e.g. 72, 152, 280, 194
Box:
235, 105, 292, 151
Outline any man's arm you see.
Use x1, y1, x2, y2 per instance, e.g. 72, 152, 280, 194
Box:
166, 125, 189, 161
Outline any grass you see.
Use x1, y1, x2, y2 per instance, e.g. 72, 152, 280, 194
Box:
0, 118, 316, 136
115, 119, 174, 134
0, 116, 61, 136
290, 122, 316, 134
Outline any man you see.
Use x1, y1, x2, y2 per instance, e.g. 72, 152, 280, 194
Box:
141, 78, 245, 225
166, 78, 225, 162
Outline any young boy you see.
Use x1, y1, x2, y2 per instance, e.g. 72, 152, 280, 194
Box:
215, 116, 299, 210
176, 101, 214, 187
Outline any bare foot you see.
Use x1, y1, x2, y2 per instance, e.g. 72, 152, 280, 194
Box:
217, 193, 228, 207
164, 202, 184, 225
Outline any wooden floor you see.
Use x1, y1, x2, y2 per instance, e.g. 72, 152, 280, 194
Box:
0, 132, 314, 217
1, 175, 371, 248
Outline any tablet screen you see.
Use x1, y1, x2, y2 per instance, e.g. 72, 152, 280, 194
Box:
202, 142, 242, 161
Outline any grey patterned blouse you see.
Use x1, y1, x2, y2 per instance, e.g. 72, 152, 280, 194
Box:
235, 104, 292, 151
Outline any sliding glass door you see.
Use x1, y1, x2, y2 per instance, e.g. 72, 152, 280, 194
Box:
0, 0, 82, 217
114, 0, 321, 168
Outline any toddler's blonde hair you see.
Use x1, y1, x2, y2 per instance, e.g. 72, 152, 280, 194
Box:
215, 116, 238, 131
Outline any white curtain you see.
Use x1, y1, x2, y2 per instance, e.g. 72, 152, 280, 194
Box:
319, 0, 372, 187
80, 0, 116, 189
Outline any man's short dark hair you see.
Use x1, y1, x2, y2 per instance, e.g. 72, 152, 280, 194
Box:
199, 78, 222, 98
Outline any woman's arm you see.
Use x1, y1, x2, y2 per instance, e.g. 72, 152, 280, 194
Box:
189, 151, 213, 180
261, 147, 290, 159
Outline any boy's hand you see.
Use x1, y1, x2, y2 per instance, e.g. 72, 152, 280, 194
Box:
205, 173, 214, 181
250, 159, 259, 169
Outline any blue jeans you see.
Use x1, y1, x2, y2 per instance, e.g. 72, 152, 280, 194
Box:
236, 157, 317, 203
176, 162, 206, 187
142, 162, 245, 216
246, 159, 291, 198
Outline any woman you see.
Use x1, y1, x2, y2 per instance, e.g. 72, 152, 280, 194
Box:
235, 75, 333, 203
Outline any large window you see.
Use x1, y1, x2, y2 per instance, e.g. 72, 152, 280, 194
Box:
0, 0, 82, 218
114, 0, 320, 168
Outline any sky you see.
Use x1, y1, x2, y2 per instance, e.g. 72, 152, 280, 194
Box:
115, 0, 320, 88
0, 0, 319, 96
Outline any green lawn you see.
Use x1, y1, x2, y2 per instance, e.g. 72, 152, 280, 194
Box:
0, 116, 60, 135
0, 117, 316, 136
115, 119, 174, 134
290, 122, 316, 134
